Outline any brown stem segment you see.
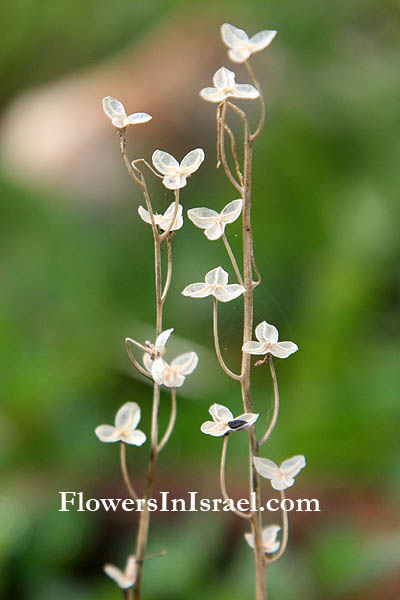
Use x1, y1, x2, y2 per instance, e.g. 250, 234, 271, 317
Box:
220, 435, 251, 520
157, 388, 177, 453
258, 357, 279, 447
120, 442, 139, 501
213, 298, 242, 381
240, 113, 267, 600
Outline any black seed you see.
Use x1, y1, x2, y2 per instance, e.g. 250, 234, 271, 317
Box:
228, 419, 248, 430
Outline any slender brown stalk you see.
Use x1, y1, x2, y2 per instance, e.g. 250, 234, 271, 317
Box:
219, 435, 251, 520
258, 357, 279, 447
222, 233, 244, 286
265, 491, 289, 563
223, 121, 244, 185
217, 103, 243, 193
120, 442, 139, 501
212, 297, 242, 381
157, 388, 177, 453
161, 234, 173, 303
118, 132, 177, 600
240, 109, 267, 600
245, 60, 265, 141
125, 338, 153, 380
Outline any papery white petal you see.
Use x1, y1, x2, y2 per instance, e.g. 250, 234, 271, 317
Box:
125, 556, 137, 581
244, 531, 255, 549
231, 84, 260, 99
163, 174, 186, 190
253, 457, 280, 480
271, 477, 294, 491
187, 207, 219, 228
209, 403, 234, 423
171, 352, 198, 375
159, 204, 183, 231
269, 341, 298, 359
103, 564, 132, 589
249, 30, 277, 51
262, 525, 281, 553
151, 358, 166, 385
199, 87, 228, 103
168, 373, 185, 387
205, 222, 224, 240
221, 23, 249, 48
95, 425, 120, 443
214, 283, 245, 302
228, 47, 251, 63
242, 341, 267, 355
180, 148, 205, 175
206, 266, 229, 286
138, 205, 152, 225
122, 429, 146, 446
111, 115, 127, 128
155, 328, 174, 353
280, 455, 306, 478
115, 402, 140, 431
181, 282, 211, 298
201, 420, 230, 436
125, 112, 152, 125
255, 321, 279, 344
152, 150, 179, 175
220, 199, 243, 223
143, 352, 153, 373
235, 413, 259, 428
102, 96, 126, 120
213, 66, 236, 90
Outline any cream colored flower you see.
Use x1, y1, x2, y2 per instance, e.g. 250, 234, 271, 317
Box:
199, 67, 259, 103
142, 328, 174, 374
242, 321, 298, 359
102, 96, 151, 129
104, 554, 137, 589
95, 402, 146, 446
182, 267, 245, 302
152, 148, 204, 190
201, 403, 258, 437
152, 352, 198, 388
221, 23, 277, 63
254, 455, 306, 490
138, 202, 183, 231
187, 199, 242, 240
245, 525, 281, 554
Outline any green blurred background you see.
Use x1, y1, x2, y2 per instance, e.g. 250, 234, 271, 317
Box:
1, 0, 399, 598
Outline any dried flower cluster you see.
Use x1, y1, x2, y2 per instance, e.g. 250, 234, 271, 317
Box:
95, 21, 306, 600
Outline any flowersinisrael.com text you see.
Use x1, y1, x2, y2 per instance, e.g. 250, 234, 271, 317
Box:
59, 491, 320, 513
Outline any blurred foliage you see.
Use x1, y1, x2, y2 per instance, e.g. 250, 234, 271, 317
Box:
1, 0, 400, 599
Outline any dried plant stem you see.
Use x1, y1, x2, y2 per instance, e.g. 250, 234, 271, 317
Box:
223, 121, 244, 185
222, 233, 244, 286
161, 234, 173, 303
123, 588, 133, 600
120, 442, 139, 501
240, 113, 267, 600
217, 103, 243, 193
157, 388, 177, 453
258, 357, 279, 447
220, 435, 251, 520
245, 60, 265, 141
119, 135, 178, 600
125, 338, 152, 380
266, 491, 289, 563
213, 298, 241, 381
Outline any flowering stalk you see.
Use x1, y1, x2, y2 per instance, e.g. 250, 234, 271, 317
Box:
184, 24, 305, 600
96, 97, 201, 599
